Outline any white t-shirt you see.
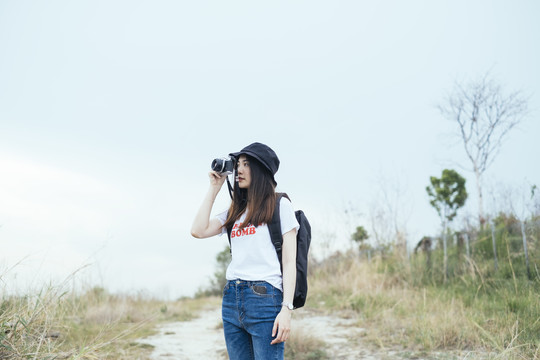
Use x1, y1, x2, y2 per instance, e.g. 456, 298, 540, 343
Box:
216, 197, 300, 291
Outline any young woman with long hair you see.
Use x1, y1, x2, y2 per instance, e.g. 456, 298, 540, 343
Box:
191, 142, 299, 360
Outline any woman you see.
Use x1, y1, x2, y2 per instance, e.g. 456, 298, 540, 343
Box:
191, 142, 299, 360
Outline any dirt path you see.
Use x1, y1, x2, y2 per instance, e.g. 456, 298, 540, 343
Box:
142, 307, 225, 359
140, 306, 389, 359
139, 306, 486, 359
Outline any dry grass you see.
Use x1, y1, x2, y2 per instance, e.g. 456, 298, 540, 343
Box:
285, 328, 329, 360
307, 251, 539, 360
0, 272, 219, 360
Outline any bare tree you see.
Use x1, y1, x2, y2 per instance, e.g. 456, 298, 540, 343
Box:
439, 73, 528, 227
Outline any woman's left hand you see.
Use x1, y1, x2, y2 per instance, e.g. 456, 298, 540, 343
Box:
270, 308, 292, 344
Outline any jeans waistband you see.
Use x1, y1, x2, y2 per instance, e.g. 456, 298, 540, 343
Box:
227, 279, 267, 286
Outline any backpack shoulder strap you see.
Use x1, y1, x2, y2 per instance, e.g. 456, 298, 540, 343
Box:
268, 193, 288, 268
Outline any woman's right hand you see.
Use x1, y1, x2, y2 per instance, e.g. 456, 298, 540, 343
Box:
209, 171, 227, 189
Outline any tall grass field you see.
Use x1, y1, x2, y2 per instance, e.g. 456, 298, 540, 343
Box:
306, 218, 540, 359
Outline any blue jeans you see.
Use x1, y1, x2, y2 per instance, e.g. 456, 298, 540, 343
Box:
222, 280, 284, 360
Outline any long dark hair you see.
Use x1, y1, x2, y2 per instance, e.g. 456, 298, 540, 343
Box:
223, 155, 276, 230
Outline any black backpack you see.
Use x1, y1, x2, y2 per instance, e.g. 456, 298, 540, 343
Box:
226, 193, 311, 309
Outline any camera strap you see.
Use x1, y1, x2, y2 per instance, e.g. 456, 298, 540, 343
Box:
226, 173, 234, 200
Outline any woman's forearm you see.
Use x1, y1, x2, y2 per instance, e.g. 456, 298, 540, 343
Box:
191, 172, 227, 238
191, 186, 220, 238
281, 229, 297, 305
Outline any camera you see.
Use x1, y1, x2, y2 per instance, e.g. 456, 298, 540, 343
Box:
211, 157, 234, 175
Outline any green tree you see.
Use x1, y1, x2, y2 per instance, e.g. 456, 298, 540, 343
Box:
351, 226, 371, 259
426, 169, 468, 282
352, 225, 369, 245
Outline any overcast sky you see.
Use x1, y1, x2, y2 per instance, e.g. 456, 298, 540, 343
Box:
1, 1, 539, 299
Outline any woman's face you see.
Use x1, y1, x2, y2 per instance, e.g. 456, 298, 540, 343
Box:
236, 155, 251, 188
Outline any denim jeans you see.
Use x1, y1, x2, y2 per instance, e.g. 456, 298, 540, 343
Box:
222, 280, 284, 360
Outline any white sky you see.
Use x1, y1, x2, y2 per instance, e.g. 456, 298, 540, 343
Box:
1, 1, 539, 299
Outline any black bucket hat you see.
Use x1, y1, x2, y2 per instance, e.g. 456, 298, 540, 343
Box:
230, 142, 280, 177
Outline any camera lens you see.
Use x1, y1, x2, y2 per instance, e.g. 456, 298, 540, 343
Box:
211, 157, 234, 175
211, 159, 224, 172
